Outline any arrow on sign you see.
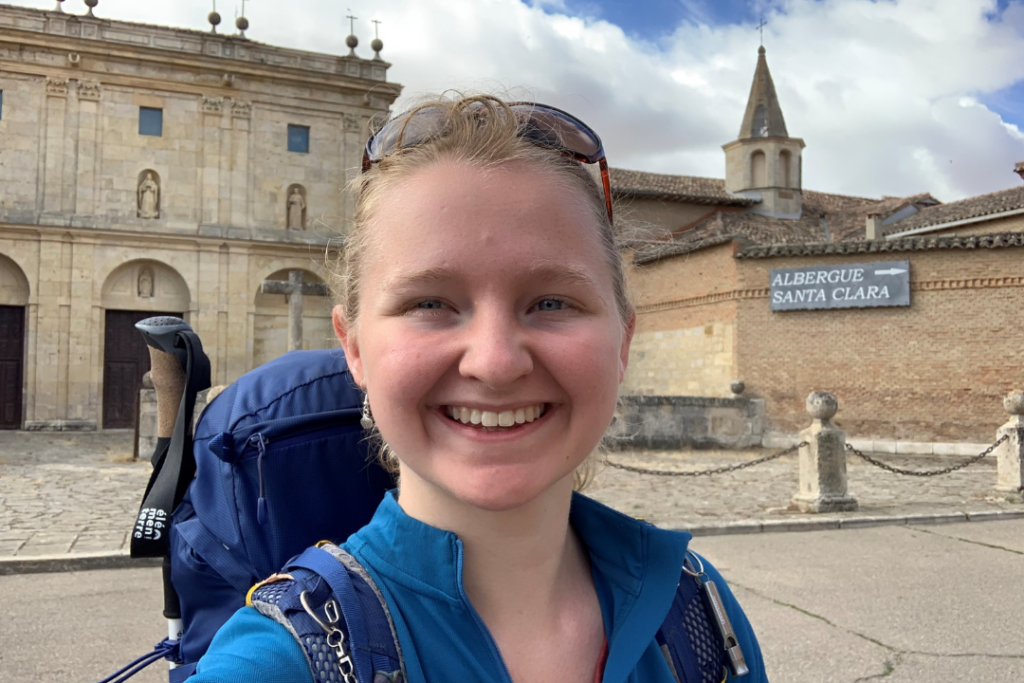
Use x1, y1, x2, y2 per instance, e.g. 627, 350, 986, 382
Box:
874, 268, 907, 276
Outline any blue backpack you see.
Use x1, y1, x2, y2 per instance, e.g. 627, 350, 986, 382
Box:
104, 345, 748, 683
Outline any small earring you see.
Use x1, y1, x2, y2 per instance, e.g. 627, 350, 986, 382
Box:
360, 393, 375, 431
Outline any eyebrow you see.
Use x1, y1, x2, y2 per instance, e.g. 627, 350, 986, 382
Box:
381, 261, 601, 293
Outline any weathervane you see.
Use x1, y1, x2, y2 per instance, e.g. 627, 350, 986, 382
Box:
757, 17, 767, 47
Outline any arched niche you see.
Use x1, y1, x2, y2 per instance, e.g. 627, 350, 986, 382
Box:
750, 150, 767, 188
101, 259, 190, 312
780, 150, 793, 188
0, 253, 30, 306
252, 268, 336, 367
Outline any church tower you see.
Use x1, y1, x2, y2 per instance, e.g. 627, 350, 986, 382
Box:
723, 46, 805, 218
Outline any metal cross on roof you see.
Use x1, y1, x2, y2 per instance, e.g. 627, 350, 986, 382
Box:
372, 19, 381, 39
757, 17, 767, 46
347, 10, 357, 34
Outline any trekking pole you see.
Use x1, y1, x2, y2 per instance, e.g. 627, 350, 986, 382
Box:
134, 316, 207, 672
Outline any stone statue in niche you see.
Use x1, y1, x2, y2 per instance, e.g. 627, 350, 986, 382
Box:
137, 267, 154, 298
138, 171, 160, 219
287, 186, 306, 230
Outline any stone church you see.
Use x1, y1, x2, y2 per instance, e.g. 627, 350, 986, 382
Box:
615, 47, 1024, 445
0, 4, 399, 430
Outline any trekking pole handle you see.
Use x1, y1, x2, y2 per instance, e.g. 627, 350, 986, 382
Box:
135, 316, 191, 439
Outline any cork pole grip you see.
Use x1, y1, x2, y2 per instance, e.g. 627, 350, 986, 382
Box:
148, 347, 186, 438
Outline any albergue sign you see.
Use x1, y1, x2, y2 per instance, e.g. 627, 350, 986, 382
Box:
770, 261, 910, 311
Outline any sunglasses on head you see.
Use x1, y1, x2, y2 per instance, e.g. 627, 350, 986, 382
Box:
362, 101, 613, 224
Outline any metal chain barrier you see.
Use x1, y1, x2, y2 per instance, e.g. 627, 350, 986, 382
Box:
844, 434, 1009, 477
604, 441, 807, 477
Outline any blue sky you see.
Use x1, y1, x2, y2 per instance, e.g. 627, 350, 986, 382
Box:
7, 0, 1024, 200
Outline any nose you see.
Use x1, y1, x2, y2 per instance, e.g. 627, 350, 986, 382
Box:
457, 305, 533, 389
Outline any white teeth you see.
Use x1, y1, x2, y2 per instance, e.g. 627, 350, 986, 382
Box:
446, 404, 545, 428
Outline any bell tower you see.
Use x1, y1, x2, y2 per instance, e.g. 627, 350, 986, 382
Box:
723, 46, 805, 218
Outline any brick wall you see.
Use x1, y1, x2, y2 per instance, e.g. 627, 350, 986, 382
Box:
625, 240, 1024, 443
737, 247, 1023, 441
623, 243, 740, 396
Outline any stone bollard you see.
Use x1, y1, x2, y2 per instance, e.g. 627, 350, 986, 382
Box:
791, 391, 858, 513
137, 372, 158, 459
994, 390, 1024, 500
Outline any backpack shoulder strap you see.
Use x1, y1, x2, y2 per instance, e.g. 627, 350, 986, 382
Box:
657, 552, 744, 683
248, 544, 405, 683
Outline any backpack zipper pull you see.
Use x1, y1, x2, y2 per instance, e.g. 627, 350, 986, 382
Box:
249, 434, 270, 525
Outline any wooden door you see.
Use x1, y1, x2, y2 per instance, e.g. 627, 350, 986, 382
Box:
0, 305, 25, 429
103, 310, 179, 429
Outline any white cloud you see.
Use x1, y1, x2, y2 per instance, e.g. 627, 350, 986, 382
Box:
11, 0, 1024, 201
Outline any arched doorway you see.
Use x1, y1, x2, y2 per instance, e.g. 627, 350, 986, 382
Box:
0, 253, 29, 429
100, 260, 190, 428
252, 269, 335, 367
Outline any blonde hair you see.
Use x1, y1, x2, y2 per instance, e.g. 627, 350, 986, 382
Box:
330, 94, 633, 489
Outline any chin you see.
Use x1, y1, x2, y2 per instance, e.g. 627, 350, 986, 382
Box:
442, 465, 576, 513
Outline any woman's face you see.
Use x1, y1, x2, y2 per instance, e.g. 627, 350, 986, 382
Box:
335, 160, 633, 512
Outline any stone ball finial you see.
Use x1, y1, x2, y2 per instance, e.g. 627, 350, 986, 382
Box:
346, 34, 359, 49
208, 11, 222, 31
806, 391, 838, 421
371, 37, 383, 55
758, 45, 766, 55
84, 0, 98, 16
1004, 390, 1024, 416
730, 380, 746, 396
235, 16, 249, 32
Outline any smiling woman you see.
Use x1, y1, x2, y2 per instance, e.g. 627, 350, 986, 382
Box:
189, 94, 768, 683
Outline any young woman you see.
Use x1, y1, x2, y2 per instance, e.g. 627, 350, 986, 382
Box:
191, 95, 767, 683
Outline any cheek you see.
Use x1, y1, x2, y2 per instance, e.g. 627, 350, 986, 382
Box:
361, 325, 452, 409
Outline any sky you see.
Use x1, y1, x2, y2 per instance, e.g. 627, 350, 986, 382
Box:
13, 0, 1024, 202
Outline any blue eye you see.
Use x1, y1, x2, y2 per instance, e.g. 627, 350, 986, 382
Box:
416, 300, 445, 310
535, 298, 568, 312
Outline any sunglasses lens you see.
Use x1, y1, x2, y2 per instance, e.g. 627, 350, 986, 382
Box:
513, 105, 602, 161
367, 107, 448, 161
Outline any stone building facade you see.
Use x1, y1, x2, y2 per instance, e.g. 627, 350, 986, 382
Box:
0, 5, 400, 430
615, 47, 1024, 444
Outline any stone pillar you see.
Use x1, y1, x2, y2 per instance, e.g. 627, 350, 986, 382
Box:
791, 391, 858, 513
137, 372, 157, 460
994, 390, 1024, 500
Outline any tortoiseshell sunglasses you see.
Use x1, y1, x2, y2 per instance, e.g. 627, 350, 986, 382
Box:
361, 101, 613, 224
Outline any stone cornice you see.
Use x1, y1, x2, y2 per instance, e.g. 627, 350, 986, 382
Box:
0, 222, 340, 256
0, 5, 402, 104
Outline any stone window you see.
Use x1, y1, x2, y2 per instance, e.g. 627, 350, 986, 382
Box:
288, 124, 310, 154
139, 106, 163, 137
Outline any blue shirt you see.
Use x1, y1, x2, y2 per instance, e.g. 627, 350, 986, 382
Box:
193, 492, 767, 683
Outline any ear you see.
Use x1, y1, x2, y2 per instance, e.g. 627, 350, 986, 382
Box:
618, 310, 635, 383
333, 304, 365, 387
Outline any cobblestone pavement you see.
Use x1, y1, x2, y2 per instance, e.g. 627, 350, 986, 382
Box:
1, 431, 1021, 559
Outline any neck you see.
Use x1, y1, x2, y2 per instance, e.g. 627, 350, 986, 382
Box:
396, 469, 583, 621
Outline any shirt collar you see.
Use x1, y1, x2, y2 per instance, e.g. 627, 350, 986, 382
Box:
345, 489, 693, 676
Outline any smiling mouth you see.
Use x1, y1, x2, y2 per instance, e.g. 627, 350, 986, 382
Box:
444, 404, 547, 430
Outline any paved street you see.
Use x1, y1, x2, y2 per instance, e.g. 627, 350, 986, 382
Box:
1, 431, 1021, 560
2, 519, 1022, 683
